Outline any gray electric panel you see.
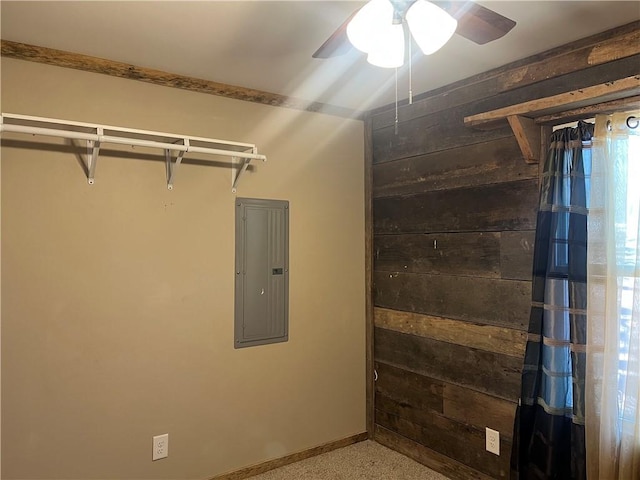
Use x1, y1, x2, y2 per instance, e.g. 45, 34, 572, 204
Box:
234, 198, 289, 348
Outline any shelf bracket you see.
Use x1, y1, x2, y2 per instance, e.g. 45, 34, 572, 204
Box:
165, 138, 188, 190
85, 127, 102, 184
507, 115, 541, 164
231, 152, 253, 194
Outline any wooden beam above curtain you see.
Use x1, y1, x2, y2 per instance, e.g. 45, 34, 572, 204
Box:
464, 76, 640, 163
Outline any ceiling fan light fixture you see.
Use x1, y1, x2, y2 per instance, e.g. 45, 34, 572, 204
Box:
366, 22, 405, 68
406, 0, 457, 55
346, 0, 394, 53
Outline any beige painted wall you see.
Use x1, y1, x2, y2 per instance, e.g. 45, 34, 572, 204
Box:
1, 58, 365, 479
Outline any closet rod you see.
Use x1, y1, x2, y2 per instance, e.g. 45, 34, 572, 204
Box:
0, 113, 266, 191
0, 123, 266, 160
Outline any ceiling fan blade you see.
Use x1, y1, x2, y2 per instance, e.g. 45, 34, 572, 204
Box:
435, 1, 516, 45
312, 1, 515, 59
312, 8, 360, 58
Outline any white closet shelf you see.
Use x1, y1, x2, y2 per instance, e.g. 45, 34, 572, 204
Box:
0, 113, 267, 192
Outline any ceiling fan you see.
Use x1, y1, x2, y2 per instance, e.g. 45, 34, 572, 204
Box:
312, 0, 516, 67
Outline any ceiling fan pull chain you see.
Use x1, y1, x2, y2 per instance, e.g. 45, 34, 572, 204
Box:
395, 66, 399, 135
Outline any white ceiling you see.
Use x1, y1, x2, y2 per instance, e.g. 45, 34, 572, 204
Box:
1, 1, 639, 112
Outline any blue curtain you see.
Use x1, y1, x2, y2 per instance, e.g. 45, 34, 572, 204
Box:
512, 121, 594, 480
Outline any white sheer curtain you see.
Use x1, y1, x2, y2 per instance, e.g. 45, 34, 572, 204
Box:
586, 111, 640, 479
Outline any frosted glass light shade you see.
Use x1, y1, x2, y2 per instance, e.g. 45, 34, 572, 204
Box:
347, 0, 394, 53
406, 0, 457, 55
366, 23, 405, 68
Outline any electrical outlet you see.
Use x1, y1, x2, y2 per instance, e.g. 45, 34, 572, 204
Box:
486, 427, 500, 455
152, 433, 169, 461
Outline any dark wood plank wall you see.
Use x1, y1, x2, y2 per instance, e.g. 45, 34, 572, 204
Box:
368, 22, 639, 480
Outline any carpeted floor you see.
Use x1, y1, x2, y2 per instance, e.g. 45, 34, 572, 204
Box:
248, 440, 451, 479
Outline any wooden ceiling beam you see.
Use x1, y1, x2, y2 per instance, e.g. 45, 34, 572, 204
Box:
1, 40, 360, 119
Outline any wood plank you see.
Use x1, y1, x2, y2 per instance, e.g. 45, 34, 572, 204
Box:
375, 425, 496, 480
539, 125, 552, 185
442, 383, 518, 436
375, 407, 512, 478
500, 27, 640, 91
372, 137, 537, 198
588, 27, 640, 65
373, 179, 538, 234
464, 75, 640, 128
209, 433, 368, 479
500, 230, 535, 281
467, 54, 640, 124
374, 327, 522, 400
373, 272, 531, 331
372, 103, 513, 164
535, 95, 640, 125
374, 232, 501, 277
0, 40, 358, 119
374, 361, 519, 438
374, 361, 444, 414
370, 22, 640, 130
364, 115, 375, 438
374, 307, 527, 357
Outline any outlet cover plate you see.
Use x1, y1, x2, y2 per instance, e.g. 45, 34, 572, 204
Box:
486, 427, 500, 455
153, 433, 169, 461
